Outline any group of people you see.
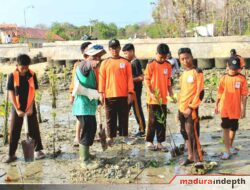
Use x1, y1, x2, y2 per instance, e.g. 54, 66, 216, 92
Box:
3, 39, 248, 171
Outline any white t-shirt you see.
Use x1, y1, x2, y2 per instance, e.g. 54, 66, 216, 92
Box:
167, 57, 180, 77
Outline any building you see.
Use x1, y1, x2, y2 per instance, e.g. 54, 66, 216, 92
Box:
0, 24, 64, 48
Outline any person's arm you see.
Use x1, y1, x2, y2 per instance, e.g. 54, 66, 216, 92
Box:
241, 77, 248, 118
127, 62, 134, 104
184, 71, 204, 117
168, 64, 173, 97
215, 77, 224, 114
8, 90, 25, 117
98, 60, 106, 105
144, 63, 156, 101
133, 60, 144, 82
241, 96, 247, 118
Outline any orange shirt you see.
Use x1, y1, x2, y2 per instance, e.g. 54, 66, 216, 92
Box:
237, 55, 245, 68
217, 74, 248, 119
144, 60, 172, 105
178, 68, 204, 112
98, 57, 134, 98
69, 60, 80, 94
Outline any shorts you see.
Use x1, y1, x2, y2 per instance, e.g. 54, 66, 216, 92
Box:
221, 118, 239, 131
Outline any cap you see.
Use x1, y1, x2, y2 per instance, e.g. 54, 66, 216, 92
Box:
228, 56, 240, 70
84, 44, 106, 56
109, 39, 120, 48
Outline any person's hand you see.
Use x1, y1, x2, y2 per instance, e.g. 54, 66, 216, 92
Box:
128, 93, 133, 105
26, 106, 33, 116
149, 92, 156, 101
215, 105, 219, 114
99, 93, 105, 105
183, 107, 192, 118
70, 96, 74, 104
241, 109, 246, 119
16, 109, 25, 117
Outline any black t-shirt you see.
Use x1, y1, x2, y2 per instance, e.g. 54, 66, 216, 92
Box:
131, 59, 143, 89
7, 71, 38, 112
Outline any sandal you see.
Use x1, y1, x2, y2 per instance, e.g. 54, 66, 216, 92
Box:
157, 146, 169, 152
181, 159, 194, 166
230, 148, 239, 155
107, 138, 114, 147
194, 162, 204, 169
147, 143, 157, 151
220, 152, 230, 160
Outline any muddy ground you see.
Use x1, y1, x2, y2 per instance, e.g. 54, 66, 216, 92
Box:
1, 64, 250, 183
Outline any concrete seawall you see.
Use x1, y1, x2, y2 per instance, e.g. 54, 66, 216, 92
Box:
0, 35, 250, 63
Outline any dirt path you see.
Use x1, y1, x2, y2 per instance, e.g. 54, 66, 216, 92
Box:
1, 69, 250, 183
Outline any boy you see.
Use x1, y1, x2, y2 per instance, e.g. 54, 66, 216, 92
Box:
215, 56, 248, 160
178, 48, 204, 168
144, 43, 173, 151
99, 39, 134, 146
69, 42, 92, 147
72, 44, 106, 169
122, 43, 146, 137
4, 54, 45, 163
167, 51, 180, 86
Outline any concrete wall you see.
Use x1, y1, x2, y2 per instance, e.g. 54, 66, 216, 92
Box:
1, 36, 250, 60
0, 43, 29, 58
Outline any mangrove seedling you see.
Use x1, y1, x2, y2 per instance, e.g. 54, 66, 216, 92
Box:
0, 72, 4, 94
0, 99, 11, 145
204, 73, 219, 103
51, 111, 57, 158
48, 68, 58, 108
35, 90, 42, 123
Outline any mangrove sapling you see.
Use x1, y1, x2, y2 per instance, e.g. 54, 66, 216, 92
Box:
0, 73, 4, 94
35, 91, 42, 123
0, 99, 11, 145
204, 73, 219, 103
48, 68, 58, 108
51, 111, 56, 158
152, 89, 180, 157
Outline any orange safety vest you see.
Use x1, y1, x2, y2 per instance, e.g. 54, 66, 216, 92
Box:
13, 69, 35, 112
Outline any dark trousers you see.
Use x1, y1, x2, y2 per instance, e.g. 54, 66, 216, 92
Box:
146, 105, 167, 143
9, 107, 43, 157
129, 87, 146, 133
105, 97, 129, 138
77, 115, 97, 146
178, 109, 202, 162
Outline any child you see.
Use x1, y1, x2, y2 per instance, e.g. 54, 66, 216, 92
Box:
144, 43, 173, 151
4, 54, 45, 163
122, 43, 146, 137
215, 56, 248, 160
99, 39, 134, 146
72, 44, 106, 169
69, 42, 92, 147
177, 48, 204, 168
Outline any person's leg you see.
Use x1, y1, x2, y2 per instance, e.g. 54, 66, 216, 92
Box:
156, 105, 166, 148
118, 97, 129, 137
223, 129, 231, 154
132, 87, 146, 133
178, 111, 188, 148
78, 116, 98, 169
105, 98, 117, 144
185, 121, 194, 161
74, 120, 81, 145
229, 130, 236, 148
146, 105, 156, 147
7, 109, 23, 162
27, 111, 44, 152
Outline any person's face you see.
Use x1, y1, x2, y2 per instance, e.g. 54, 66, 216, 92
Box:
166, 53, 171, 59
17, 64, 29, 75
179, 53, 193, 69
109, 46, 120, 57
86, 52, 104, 67
155, 53, 167, 63
123, 50, 134, 61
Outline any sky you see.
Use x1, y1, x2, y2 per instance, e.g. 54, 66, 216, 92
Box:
0, 0, 156, 27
